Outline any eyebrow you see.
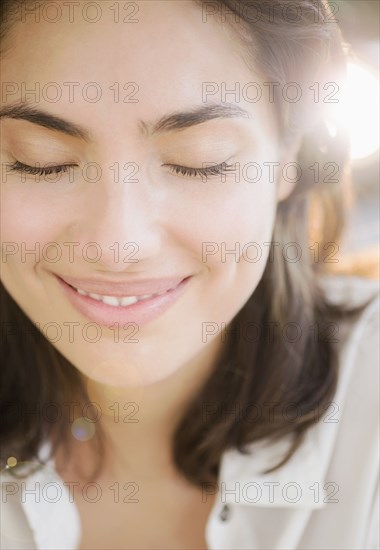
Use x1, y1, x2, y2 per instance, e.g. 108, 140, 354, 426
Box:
0, 102, 251, 140
141, 103, 251, 135
0, 103, 90, 140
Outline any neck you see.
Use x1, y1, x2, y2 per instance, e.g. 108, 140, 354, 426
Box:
61, 337, 223, 480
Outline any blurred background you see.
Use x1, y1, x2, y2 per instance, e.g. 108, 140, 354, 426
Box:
331, 0, 379, 278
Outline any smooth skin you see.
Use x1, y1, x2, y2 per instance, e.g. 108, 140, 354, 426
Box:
0, 1, 298, 547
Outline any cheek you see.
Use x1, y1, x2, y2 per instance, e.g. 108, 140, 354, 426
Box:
1, 185, 68, 244
161, 167, 277, 242
163, 179, 277, 321
0, 186, 73, 302
187, 177, 276, 261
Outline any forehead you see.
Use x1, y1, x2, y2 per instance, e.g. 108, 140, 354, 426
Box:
4, 1, 252, 91
1, 0, 277, 144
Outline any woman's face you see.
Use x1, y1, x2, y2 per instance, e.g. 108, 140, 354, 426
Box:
1, 0, 292, 387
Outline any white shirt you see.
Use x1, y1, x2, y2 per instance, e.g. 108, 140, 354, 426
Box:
1, 276, 379, 550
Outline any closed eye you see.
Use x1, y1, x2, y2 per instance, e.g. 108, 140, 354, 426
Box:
164, 162, 236, 179
7, 160, 78, 177
7, 160, 236, 180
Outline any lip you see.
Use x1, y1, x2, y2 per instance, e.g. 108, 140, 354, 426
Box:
55, 274, 192, 328
58, 275, 187, 297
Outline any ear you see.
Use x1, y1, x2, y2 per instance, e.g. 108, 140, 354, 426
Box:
276, 136, 303, 202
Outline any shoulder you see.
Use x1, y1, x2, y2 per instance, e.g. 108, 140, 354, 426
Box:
319, 274, 379, 315
221, 275, 379, 482
319, 275, 379, 403
316, 275, 379, 444
215, 276, 379, 547
0, 455, 81, 550
320, 274, 379, 314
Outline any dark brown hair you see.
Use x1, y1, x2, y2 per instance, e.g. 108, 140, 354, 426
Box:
0, 0, 363, 487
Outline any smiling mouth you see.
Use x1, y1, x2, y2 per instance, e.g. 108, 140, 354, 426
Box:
66, 282, 179, 307
55, 274, 192, 326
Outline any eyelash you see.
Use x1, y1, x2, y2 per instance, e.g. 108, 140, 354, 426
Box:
7, 160, 235, 179
8, 160, 77, 176
165, 162, 235, 178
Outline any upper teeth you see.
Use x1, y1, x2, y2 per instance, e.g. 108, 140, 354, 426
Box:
75, 287, 167, 307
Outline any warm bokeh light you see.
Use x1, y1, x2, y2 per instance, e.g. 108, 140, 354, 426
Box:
333, 61, 380, 160
6, 457, 17, 468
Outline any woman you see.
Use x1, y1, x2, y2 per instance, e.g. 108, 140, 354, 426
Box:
0, 0, 378, 548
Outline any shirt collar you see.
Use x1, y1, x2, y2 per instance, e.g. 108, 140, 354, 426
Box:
217, 422, 338, 509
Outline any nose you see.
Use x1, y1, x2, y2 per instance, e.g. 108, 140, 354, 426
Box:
68, 174, 162, 273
